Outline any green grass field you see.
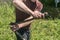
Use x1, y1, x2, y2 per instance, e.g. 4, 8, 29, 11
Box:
0, 2, 60, 40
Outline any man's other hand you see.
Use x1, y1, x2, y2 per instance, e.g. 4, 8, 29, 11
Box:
32, 11, 45, 19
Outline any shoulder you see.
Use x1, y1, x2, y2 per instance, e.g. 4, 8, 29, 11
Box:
35, 0, 43, 11
36, 0, 43, 7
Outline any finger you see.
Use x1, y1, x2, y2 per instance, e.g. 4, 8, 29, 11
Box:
39, 13, 45, 19
41, 14, 44, 18
38, 13, 42, 18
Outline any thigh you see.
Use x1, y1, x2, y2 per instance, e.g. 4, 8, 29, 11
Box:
23, 29, 30, 40
15, 33, 23, 40
15, 25, 30, 40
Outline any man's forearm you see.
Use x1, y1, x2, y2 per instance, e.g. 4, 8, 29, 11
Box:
17, 16, 33, 28
13, 0, 34, 15
18, 20, 33, 28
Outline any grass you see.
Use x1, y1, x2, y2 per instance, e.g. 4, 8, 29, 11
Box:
0, 2, 60, 40
31, 19, 60, 40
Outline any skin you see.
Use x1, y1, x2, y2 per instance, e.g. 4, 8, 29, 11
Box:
11, 0, 45, 31
13, 0, 43, 18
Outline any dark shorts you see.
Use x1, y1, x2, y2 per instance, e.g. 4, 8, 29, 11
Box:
15, 25, 30, 40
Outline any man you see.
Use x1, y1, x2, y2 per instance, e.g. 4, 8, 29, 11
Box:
10, 0, 45, 40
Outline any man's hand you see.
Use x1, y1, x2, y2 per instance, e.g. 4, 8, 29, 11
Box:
32, 11, 45, 19
10, 23, 19, 32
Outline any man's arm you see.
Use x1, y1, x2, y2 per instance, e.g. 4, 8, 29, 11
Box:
13, 0, 34, 15
13, 0, 44, 18
35, 0, 43, 11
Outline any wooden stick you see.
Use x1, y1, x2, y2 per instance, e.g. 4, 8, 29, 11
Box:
24, 16, 33, 21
